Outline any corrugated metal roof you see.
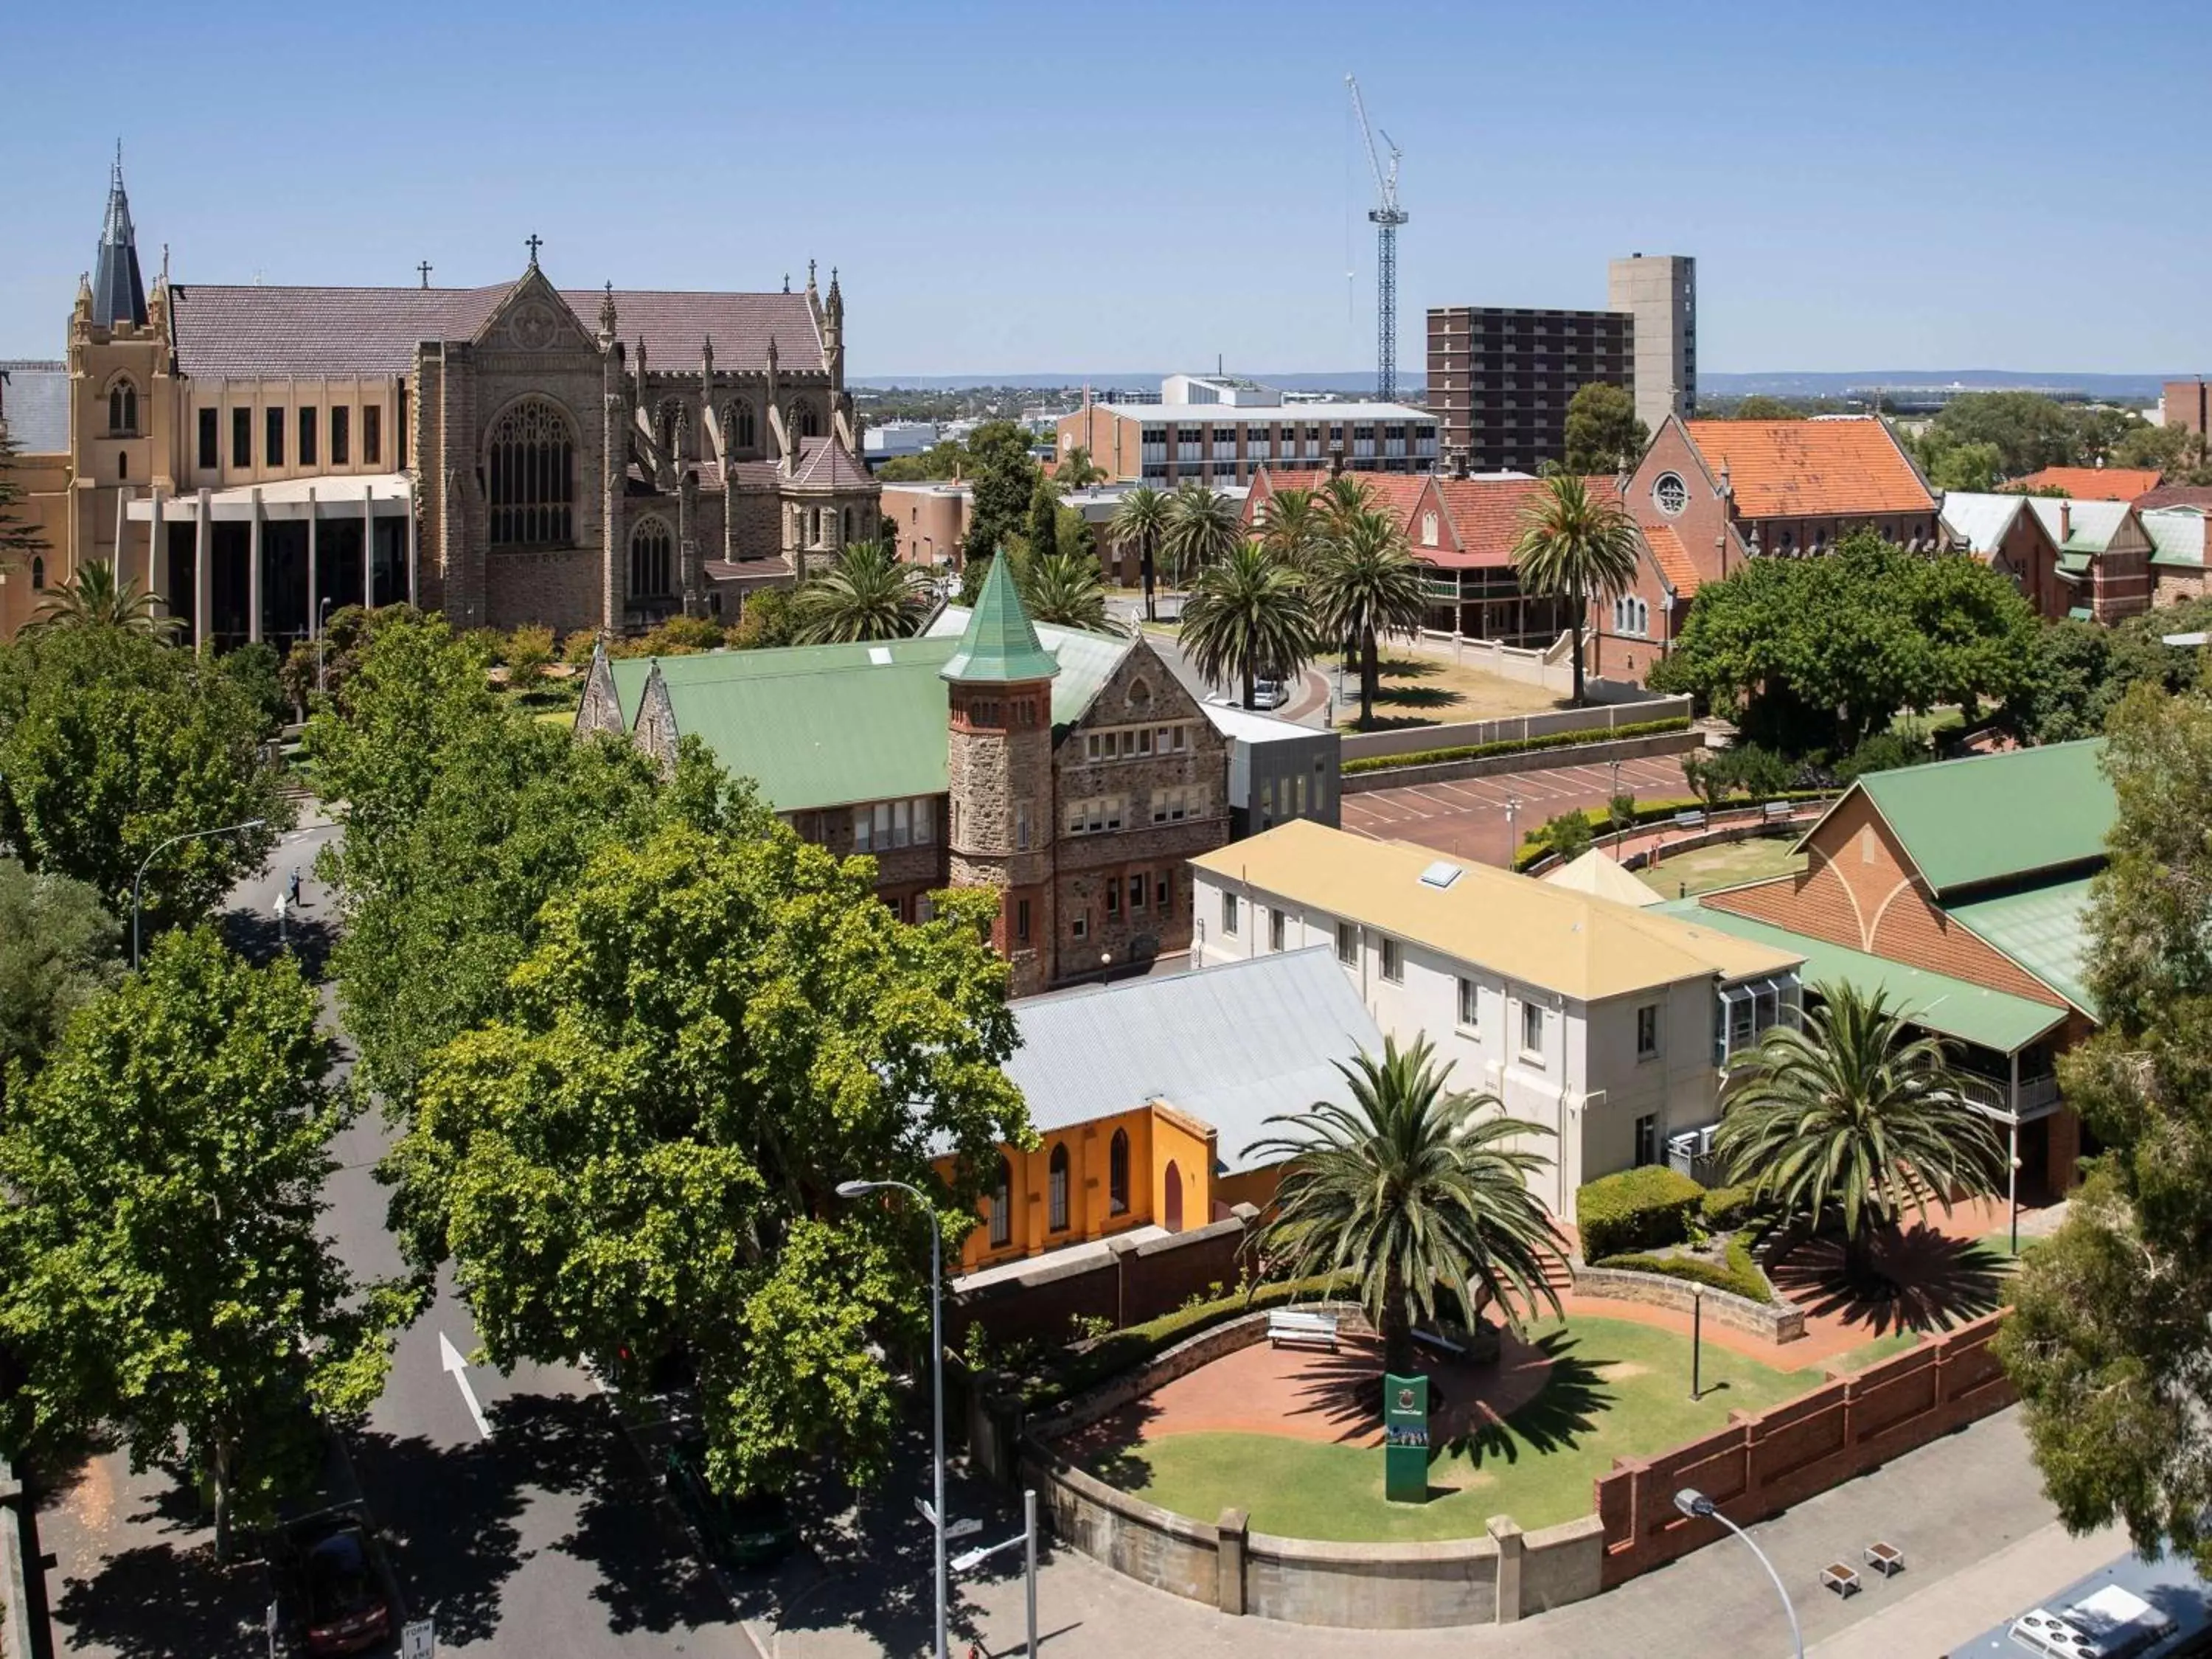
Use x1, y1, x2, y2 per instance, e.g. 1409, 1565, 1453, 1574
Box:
1946, 877, 2098, 1018
922, 606, 1130, 724
1005, 947, 1383, 1173
1939, 491, 2031, 555
1848, 740, 2111, 896
2024, 496, 2132, 554
2143, 507, 2206, 568
0, 361, 70, 453
1655, 900, 2068, 1053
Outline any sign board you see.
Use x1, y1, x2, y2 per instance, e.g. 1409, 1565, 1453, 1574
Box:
1382, 1371, 1430, 1503
401, 1619, 436, 1659
946, 1517, 984, 1541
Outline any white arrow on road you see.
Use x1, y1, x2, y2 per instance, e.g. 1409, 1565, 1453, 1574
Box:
438, 1331, 493, 1440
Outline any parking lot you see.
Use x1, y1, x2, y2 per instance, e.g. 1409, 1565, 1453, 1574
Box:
1340, 754, 1691, 866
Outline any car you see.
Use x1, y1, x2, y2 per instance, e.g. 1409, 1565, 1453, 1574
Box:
662, 1436, 799, 1572
1249, 678, 1288, 710
282, 1514, 392, 1657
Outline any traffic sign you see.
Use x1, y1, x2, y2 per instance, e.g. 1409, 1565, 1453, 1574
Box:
946, 1517, 983, 1541
401, 1618, 436, 1659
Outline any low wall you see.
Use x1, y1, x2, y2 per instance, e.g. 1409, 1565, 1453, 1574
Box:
1339, 695, 1692, 763
1413, 629, 1574, 693
1571, 1265, 1806, 1344
0, 1459, 29, 1659
952, 1205, 1260, 1348
1595, 1312, 2014, 1587
1340, 730, 1700, 796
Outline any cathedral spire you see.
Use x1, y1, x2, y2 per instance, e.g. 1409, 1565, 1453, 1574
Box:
92, 142, 147, 330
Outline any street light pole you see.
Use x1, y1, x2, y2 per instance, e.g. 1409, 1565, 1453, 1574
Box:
838, 1177, 947, 1659
131, 819, 268, 968
1674, 1489, 1802, 1658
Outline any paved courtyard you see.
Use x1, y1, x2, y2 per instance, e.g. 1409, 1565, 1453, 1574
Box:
1341, 755, 1691, 866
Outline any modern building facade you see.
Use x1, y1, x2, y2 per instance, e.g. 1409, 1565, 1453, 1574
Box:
1608, 254, 1697, 434
1057, 377, 1438, 487
1425, 306, 1633, 473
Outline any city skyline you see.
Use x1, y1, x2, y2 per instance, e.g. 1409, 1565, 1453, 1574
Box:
2, 0, 2206, 378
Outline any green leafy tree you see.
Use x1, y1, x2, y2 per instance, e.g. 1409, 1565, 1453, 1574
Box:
1921, 392, 2087, 479
1159, 481, 1243, 586
385, 823, 1029, 1492
1562, 383, 1650, 473
1246, 1036, 1565, 1377
0, 423, 47, 571
2112, 419, 2205, 481
728, 586, 796, 650
1716, 982, 2003, 1284
0, 860, 118, 1113
1512, 473, 1642, 706
503, 624, 555, 686
24, 560, 181, 639
1728, 396, 1803, 420
1539, 809, 1593, 863
1026, 477, 1062, 571
1309, 508, 1428, 729
0, 625, 291, 927
1110, 486, 1170, 622
0, 929, 414, 1555
961, 421, 1043, 566
1921, 437, 2006, 494
1019, 552, 1113, 633
1178, 542, 1316, 709
793, 542, 933, 644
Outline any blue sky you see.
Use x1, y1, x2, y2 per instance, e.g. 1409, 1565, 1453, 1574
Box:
2, 0, 2202, 378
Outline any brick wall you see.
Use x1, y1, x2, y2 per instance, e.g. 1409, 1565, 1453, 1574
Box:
1593, 1312, 2013, 1587
950, 1206, 1261, 1348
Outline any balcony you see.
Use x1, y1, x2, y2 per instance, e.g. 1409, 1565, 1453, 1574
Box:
1956, 1069, 2061, 1121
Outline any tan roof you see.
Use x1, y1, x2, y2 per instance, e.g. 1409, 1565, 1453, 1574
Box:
1542, 847, 1664, 908
1191, 820, 1801, 1002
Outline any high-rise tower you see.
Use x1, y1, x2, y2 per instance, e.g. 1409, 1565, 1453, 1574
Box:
1607, 254, 1695, 434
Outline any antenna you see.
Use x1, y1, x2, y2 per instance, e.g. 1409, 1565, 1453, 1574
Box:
1346, 74, 1409, 403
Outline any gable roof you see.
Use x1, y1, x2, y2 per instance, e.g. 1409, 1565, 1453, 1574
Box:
1189, 819, 1801, 1002
0, 361, 70, 454
790, 434, 873, 491
2022, 496, 2136, 554
1642, 521, 1701, 596
1005, 947, 1385, 1174
2143, 506, 2207, 568
1682, 417, 1935, 520
1431, 473, 1621, 570
1543, 847, 1663, 907
1945, 877, 2098, 1018
1939, 490, 2035, 556
2014, 466, 2161, 501
2136, 484, 2212, 512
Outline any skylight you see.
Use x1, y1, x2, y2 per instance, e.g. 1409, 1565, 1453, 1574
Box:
867, 646, 893, 665
1418, 860, 1463, 890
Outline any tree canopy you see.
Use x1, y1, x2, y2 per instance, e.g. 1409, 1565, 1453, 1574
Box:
1177, 541, 1315, 709
1911, 392, 2177, 483
0, 860, 118, 1113
961, 421, 1043, 566
1562, 383, 1649, 474
1512, 473, 1641, 706
793, 542, 933, 644
0, 423, 46, 568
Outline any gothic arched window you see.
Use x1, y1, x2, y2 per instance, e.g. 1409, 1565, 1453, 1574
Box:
486, 398, 575, 547
730, 400, 756, 451
989, 1155, 1013, 1248
29, 555, 44, 591
795, 399, 821, 440
1048, 1144, 1071, 1232
655, 399, 684, 462
108, 381, 137, 434
630, 517, 672, 597
1108, 1128, 1130, 1215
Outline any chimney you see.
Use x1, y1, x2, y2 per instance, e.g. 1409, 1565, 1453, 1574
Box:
2059, 500, 2071, 543
1452, 447, 1471, 481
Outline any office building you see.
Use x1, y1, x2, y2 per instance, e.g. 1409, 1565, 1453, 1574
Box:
1057, 376, 1437, 486
1425, 307, 1633, 473
1608, 254, 1697, 434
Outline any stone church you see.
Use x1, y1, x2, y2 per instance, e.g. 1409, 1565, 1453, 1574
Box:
0, 158, 879, 644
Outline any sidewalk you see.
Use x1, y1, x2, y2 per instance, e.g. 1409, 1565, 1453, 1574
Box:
1809, 1515, 2122, 1658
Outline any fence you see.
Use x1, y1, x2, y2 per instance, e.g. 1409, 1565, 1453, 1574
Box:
1338, 693, 1694, 765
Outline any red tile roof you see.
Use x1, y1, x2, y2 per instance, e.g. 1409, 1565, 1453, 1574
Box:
1245, 466, 1448, 551
1643, 523, 1700, 597
2014, 465, 2163, 501
1682, 418, 1934, 520
1430, 474, 1621, 569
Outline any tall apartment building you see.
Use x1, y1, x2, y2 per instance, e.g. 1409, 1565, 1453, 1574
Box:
1608, 254, 1697, 434
1057, 375, 1438, 486
1425, 307, 1633, 473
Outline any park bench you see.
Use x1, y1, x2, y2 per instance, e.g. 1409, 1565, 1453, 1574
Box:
1761, 800, 1795, 823
1410, 1327, 1467, 1360
1267, 1310, 1340, 1352
1673, 810, 1706, 831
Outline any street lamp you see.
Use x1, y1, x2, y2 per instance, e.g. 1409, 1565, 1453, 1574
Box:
316, 597, 335, 693
837, 1177, 948, 1659
1673, 1489, 1802, 1658
1505, 792, 1522, 866
132, 819, 268, 968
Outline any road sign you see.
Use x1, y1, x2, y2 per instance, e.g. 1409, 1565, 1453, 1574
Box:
401, 1618, 436, 1659
946, 1517, 984, 1541
915, 1497, 936, 1526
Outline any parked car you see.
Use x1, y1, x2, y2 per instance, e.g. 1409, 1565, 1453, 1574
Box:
662, 1436, 799, 1572
279, 1513, 392, 1656
1250, 678, 1288, 710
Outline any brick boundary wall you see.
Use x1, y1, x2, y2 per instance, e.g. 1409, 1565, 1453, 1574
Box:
1571, 1264, 1807, 1344
950, 1206, 1262, 1349
1593, 1311, 2014, 1587
1338, 730, 1700, 796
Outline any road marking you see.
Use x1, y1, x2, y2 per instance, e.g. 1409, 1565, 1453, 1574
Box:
438, 1331, 493, 1439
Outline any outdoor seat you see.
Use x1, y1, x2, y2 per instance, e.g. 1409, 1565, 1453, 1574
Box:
1410, 1327, 1467, 1358
1865, 1540, 1904, 1577
1267, 1310, 1340, 1351
1674, 810, 1706, 830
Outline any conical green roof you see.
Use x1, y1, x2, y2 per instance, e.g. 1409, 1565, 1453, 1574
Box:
940, 554, 1062, 685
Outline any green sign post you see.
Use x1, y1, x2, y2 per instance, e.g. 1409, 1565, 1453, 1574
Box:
1383, 1371, 1430, 1503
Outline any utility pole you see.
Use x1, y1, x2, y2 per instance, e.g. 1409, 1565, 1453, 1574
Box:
1347, 75, 1409, 403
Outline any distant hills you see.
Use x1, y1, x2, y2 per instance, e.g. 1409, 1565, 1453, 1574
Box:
853, 369, 2179, 400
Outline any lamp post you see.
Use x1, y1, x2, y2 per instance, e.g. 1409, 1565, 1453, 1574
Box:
316, 597, 335, 693
131, 819, 268, 968
1505, 792, 1522, 866
1674, 1489, 1802, 1658
837, 1177, 947, 1659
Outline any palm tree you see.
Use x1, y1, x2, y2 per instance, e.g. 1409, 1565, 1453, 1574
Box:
1319, 473, 1377, 529
1020, 551, 1116, 633
1178, 542, 1315, 709
1310, 508, 1429, 729
1255, 485, 1329, 573
1109, 485, 1170, 623
1247, 1035, 1565, 1378
1510, 473, 1641, 706
1159, 481, 1243, 589
1716, 983, 2006, 1287
1054, 446, 1107, 490
790, 541, 934, 644
24, 559, 181, 639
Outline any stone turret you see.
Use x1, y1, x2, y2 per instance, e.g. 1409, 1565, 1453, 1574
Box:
943, 554, 1062, 995
823, 266, 845, 393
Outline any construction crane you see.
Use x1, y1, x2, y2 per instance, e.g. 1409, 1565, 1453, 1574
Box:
1346, 74, 1408, 402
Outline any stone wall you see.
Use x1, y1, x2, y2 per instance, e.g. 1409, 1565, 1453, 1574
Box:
484, 545, 605, 633
1570, 1264, 1806, 1343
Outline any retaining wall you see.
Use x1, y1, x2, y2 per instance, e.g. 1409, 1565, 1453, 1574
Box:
1339, 695, 1691, 763
951, 1205, 1260, 1349
1340, 731, 1700, 796
0, 1459, 29, 1659
1571, 1265, 1806, 1344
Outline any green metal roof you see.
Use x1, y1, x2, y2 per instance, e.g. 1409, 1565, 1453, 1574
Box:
1945, 877, 2098, 1018
1656, 900, 2070, 1053
1847, 740, 2112, 895
939, 554, 1062, 684
922, 608, 1131, 726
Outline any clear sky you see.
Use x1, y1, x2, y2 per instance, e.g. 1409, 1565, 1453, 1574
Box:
3, 0, 2202, 379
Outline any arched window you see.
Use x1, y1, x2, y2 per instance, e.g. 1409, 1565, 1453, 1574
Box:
487, 398, 575, 547
795, 400, 821, 439
989, 1155, 1012, 1248
655, 399, 684, 461
1420, 510, 1439, 547
29, 555, 44, 591
841, 507, 855, 543
807, 507, 821, 545
1108, 1129, 1130, 1215
630, 518, 673, 597
1163, 1160, 1183, 1233
731, 400, 757, 451
1048, 1144, 1071, 1231
108, 382, 136, 434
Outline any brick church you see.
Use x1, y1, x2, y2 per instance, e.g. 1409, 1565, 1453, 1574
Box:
0, 157, 879, 643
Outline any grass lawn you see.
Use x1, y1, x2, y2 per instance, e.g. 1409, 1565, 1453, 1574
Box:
1086, 1317, 1809, 1543
1828, 1330, 1925, 1373
1636, 837, 1807, 898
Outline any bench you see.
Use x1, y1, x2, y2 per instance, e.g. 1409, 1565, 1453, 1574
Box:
1864, 1540, 1904, 1578
1673, 810, 1707, 831
1411, 1327, 1467, 1360
1761, 800, 1795, 822
1820, 1562, 1861, 1599
1267, 1310, 1340, 1352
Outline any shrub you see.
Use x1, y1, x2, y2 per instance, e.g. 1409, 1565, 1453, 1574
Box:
1339, 716, 1691, 776
1836, 728, 1930, 783
504, 625, 555, 683
560, 629, 601, 667
1540, 809, 1594, 863
1593, 1247, 1773, 1304
1576, 1166, 1705, 1260
1700, 1183, 1757, 1229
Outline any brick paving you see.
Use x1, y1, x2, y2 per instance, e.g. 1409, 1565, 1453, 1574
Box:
1341, 755, 1691, 866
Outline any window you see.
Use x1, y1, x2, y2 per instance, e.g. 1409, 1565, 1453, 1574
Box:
1015, 800, 1032, 852
852, 796, 934, 852
28, 555, 43, 591
232, 408, 251, 468
108, 384, 134, 433
1048, 1145, 1071, 1231
1129, 874, 1146, 912
1652, 472, 1688, 516
1521, 1000, 1545, 1057
1105, 880, 1120, 918
734, 401, 756, 449
331, 406, 349, 465
1636, 1003, 1661, 1060
630, 519, 673, 597
117, 452, 127, 480
1152, 785, 1204, 824
1269, 908, 1287, 952
1071, 912, 1088, 941
1221, 891, 1239, 936
299, 406, 318, 467
1612, 596, 1649, 637
1336, 921, 1357, 966
990, 1156, 1012, 1247
487, 399, 574, 546
1065, 796, 1127, 835
1108, 1129, 1130, 1214
363, 404, 382, 466
1420, 510, 1439, 547
797, 400, 821, 439
1015, 897, 1031, 944
1634, 1114, 1659, 1167
197, 408, 218, 470
1380, 936, 1403, 984
265, 407, 285, 467
1458, 976, 1480, 1032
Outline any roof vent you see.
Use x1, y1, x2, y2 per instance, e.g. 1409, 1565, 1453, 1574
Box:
1418, 860, 1463, 891
867, 645, 893, 666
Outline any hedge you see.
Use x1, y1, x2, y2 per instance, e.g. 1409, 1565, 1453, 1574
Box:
1700, 1183, 1757, 1229
1576, 1166, 1705, 1260
1593, 1236, 1773, 1305
1513, 788, 1837, 872
1017, 1274, 1346, 1409
1341, 716, 1691, 776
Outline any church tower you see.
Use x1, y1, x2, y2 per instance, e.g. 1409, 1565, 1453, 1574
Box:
943, 555, 1061, 996
91, 145, 147, 330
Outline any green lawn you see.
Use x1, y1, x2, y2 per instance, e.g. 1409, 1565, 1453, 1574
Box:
1636, 837, 1807, 899
1086, 1317, 1809, 1542
1828, 1329, 1925, 1373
